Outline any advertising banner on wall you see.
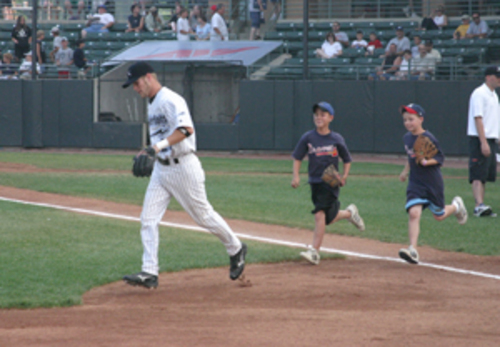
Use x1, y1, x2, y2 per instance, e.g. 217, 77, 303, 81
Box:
107, 41, 283, 66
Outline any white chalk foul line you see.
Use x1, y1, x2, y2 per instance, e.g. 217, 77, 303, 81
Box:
2, 195, 500, 282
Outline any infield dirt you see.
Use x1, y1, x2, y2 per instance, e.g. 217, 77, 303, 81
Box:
1, 185, 500, 346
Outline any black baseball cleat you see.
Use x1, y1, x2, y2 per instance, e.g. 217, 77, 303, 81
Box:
229, 243, 247, 280
123, 271, 158, 289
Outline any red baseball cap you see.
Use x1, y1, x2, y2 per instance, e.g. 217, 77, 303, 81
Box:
211, 4, 217, 11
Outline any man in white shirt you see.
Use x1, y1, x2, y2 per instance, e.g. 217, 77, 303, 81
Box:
386, 26, 411, 56
49, 26, 63, 63
467, 66, 500, 217
81, 5, 115, 38
424, 40, 441, 64
176, 8, 193, 41
410, 44, 435, 80
210, 4, 228, 41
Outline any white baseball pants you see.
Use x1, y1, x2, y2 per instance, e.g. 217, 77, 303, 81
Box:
140, 153, 242, 276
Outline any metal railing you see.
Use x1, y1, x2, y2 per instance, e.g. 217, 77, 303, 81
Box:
282, 0, 500, 20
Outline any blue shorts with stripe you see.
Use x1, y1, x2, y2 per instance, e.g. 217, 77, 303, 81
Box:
405, 198, 445, 216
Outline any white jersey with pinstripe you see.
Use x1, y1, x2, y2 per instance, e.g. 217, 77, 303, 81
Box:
140, 86, 242, 276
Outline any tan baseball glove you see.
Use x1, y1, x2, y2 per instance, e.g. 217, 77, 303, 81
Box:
413, 134, 438, 165
321, 164, 343, 188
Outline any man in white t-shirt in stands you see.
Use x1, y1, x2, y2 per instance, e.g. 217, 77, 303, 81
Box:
177, 8, 193, 41
49, 26, 63, 63
210, 4, 228, 41
467, 66, 500, 217
386, 26, 410, 56
81, 5, 115, 38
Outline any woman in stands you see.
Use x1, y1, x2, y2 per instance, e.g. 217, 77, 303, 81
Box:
195, 14, 211, 41
315, 32, 343, 59
419, 5, 448, 31
11, 15, 32, 63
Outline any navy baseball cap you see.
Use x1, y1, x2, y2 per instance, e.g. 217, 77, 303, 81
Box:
396, 26, 404, 31
484, 66, 500, 77
122, 62, 155, 88
313, 101, 334, 115
98, 4, 106, 9
400, 103, 425, 117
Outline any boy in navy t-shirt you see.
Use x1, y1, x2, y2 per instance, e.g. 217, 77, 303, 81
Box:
291, 101, 365, 265
398, 103, 468, 264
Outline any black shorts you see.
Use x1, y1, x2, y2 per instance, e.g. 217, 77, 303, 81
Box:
468, 136, 497, 184
311, 183, 340, 225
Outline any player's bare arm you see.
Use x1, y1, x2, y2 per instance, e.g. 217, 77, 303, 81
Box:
399, 162, 410, 182
474, 116, 491, 157
419, 158, 438, 166
291, 159, 302, 188
152, 127, 194, 153
341, 162, 351, 186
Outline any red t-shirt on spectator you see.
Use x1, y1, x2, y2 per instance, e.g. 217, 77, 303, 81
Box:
368, 39, 382, 48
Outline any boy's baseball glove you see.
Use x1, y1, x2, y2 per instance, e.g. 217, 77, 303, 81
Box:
132, 146, 155, 177
413, 134, 438, 165
321, 164, 343, 188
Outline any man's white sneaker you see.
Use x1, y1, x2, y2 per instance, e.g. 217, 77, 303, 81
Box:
346, 204, 365, 231
452, 196, 467, 225
399, 245, 419, 264
300, 246, 320, 265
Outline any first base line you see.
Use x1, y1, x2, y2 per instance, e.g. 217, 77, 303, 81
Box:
2, 196, 500, 282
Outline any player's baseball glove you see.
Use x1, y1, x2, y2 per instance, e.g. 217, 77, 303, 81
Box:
132, 146, 156, 177
321, 164, 343, 188
413, 134, 438, 165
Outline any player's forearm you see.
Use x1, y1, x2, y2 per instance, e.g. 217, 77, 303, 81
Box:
153, 127, 193, 152
474, 117, 488, 144
292, 159, 301, 177
420, 158, 438, 166
401, 162, 410, 175
342, 162, 351, 179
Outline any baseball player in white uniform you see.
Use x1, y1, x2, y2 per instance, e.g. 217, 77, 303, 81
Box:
122, 62, 247, 289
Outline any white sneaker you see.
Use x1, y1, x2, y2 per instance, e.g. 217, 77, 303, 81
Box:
399, 245, 419, 264
346, 204, 365, 231
473, 204, 496, 217
300, 246, 320, 265
452, 196, 468, 225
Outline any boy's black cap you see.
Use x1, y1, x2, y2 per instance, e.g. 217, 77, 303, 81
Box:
484, 66, 500, 77
123, 62, 155, 88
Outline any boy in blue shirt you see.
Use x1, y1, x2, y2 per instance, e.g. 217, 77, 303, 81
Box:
291, 101, 365, 265
398, 103, 468, 264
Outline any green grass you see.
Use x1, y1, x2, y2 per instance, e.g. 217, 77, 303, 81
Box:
0, 200, 340, 309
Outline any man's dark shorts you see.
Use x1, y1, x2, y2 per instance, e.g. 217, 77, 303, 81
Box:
311, 183, 340, 225
469, 136, 497, 184
250, 11, 261, 28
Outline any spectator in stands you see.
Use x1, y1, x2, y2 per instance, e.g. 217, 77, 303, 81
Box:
249, 0, 265, 40
351, 30, 368, 49
64, 0, 85, 20
1, 0, 13, 20
269, 0, 281, 21
19, 51, 40, 80
365, 32, 382, 56
81, 5, 115, 39
168, 2, 182, 31
195, 14, 211, 41
386, 26, 410, 56
424, 40, 441, 64
55, 37, 73, 79
454, 14, 470, 39
315, 32, 342, 59
126, 4, 144, 33
411, 35, 421, 58
189, 5, 202, 31
419, 5, 448, 31
466, 13, 490, 39
332, 21, 349, 47
49, 26, 63, 63
177, 8, 193, 41
0, 52, 18, 79
11, 15, 32, 63
210, 4, 229, 41
145, 6, 164, 33
73, 39, 90, 79
36, 30, 46, 73
368, 43, 401, 81
411, 44, 435, 80
393, 49, 412, 80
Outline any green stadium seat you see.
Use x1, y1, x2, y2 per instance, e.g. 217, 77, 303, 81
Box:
275, 23, 297, 32
489, 30, 500, 39
0, 32, 12, 40
310, 66, 334, 77
372, 47, 386, 56
375, 30, 394, 41
487, 20, 500, 29
285, 32, 304, 41
85, 41, 108, 50
63, 23, 85, 32
268, 66, 303, 79
355, 57, 384, 65
334, 66, 372, 80
110, 23, 128, 32
310, 22, 332, 31
308, 31, 328, 41
438, 39, 459, 48
264, 31, 285, 40
355, 22, 377, 31
0, 23, 14, 31
341, 47, 365, 58
105, 41, 127, 50
296, 49, 317, 58
374, 21, 396, 30
84, 32, 108, 41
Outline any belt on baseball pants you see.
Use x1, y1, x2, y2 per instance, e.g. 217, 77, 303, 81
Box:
157, 157, 180, 166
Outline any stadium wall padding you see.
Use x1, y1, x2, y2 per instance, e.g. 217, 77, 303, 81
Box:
0, 81, 23, 147
239, 80, 489, 156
